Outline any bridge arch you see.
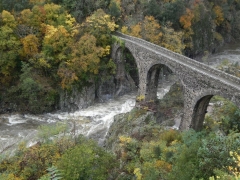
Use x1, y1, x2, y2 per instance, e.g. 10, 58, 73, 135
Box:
112, 45, 139, 96
145, 64, 175, 101
191, 90, 240, 131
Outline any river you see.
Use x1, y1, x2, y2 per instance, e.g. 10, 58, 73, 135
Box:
1, 42, 239, 156
207, 42, 240, 67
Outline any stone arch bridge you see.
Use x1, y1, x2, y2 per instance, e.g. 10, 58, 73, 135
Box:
111, 32, 240, 131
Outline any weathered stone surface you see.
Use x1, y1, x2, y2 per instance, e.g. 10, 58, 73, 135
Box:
59, 85, 96, 112
112, 32, 240, 130
104, 109, 155, 152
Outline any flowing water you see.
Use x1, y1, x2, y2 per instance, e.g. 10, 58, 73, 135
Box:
1, 42, 239, 156
0, 92, 135, 155
207, 42, 240, 67
0, 84, 171, 156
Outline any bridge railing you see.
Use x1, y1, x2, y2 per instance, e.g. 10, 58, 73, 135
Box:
114, 32, 240, 87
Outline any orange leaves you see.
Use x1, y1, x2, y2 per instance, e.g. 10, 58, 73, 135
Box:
213, 5, 224, 26
57, 66, 78, 89
1, 10, 17, 28
125, 16, 162, 45
180, 8, 194, 30
21, 34, 39, 57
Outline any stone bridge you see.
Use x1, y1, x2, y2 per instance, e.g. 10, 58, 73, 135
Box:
111, 32, 240, 131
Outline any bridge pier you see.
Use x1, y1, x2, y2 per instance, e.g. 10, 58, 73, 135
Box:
180, 92, 213, 131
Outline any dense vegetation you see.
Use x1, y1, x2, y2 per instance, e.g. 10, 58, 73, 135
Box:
1, 0, 240, 113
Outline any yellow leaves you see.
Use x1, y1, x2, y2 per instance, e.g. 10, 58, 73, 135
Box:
155, 160, 172, 172
213, 5, 224, 26
213, 32, 223, 43
160, 26, 185, 54
37, 57, 51, 68
121, 26, 128, 34
142, 16, 162, 44
3, 173, 23, 180
44, 25, 58, 39
130, 24, 142, 38
1, 10, 16, 28
136, 95, 145, 101
126, 16, 162, 44
104, 45, 111, 56
19, 9, 33, 24
65, 14, 76, 27
57, 33, 104, 89
21, 34, 39, 57
85, 9, 118, 35
133, 168, 142, 180
119, 135, 132, 145
228, 151, 240, 177
43, 25, 71, 62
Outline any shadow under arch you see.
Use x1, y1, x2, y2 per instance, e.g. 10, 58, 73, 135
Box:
191, 91, 240, 131
145, 64, 174, 101
191, 95, 213, 131
113, 46, 139, 96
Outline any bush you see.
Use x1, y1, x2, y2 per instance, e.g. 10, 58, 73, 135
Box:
57, 137, 117, 180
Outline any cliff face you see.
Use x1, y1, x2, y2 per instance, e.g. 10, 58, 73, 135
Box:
104, 108, 156, 152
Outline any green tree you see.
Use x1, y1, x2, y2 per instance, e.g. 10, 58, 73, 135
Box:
62, 0, 110, 22
158, 0, 185, 29
0, 10, 21, 85
57, 138, 117, 180
58, 33, 105, 89
82, 9, 118, 47
191, 2, 215, 56
108, 0, 121, 20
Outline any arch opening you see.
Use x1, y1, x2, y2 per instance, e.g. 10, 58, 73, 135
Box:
114, 47, 139, 96
192, 95, 240, 133
192, 95, 213, 131
124, 48, 139, 87
145, 64, 184, 128
145, 64, 174, 101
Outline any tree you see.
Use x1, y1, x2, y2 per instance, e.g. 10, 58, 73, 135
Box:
213, 5, 224, 26
191, 2, 215, 55
0, 10, 21, 84
0, 0, 31, 12
57, 138, 116, 180
160, 25, 185, 54
141, 16, 162, 45
179, 8, 194, 55
158, 0, 185, 29
58, 33, 105, 89
62, 0, 110, 22
21, 34, 39, 58
108, 0, 121, 20
82, 9, 118, 47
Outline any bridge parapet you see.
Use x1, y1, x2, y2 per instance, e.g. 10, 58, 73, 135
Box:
114, 32, 240, 88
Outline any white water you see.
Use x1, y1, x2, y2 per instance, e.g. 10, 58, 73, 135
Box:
0, 83, 172, 155
207, 42, 240, 67
0, 92, 136, 154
